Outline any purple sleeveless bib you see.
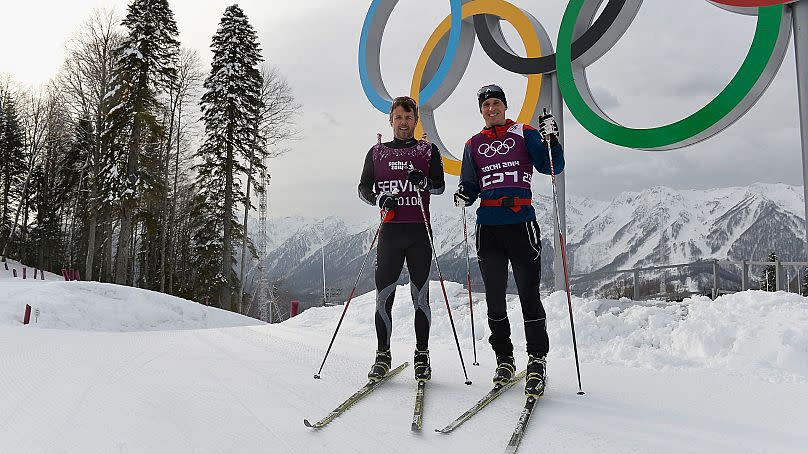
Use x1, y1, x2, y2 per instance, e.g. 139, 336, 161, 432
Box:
373, 140, 432, 223
470, 123, 533, 191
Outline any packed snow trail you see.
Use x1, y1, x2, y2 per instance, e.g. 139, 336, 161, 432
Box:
0, 277, 806, 453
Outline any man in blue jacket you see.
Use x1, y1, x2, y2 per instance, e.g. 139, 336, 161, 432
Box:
454, 84, 563, 397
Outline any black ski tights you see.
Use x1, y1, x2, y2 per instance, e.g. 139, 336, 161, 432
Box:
476, 220, 549, 357
374, 223, 432, 351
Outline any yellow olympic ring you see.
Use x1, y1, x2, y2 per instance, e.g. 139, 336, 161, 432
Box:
410, 0, 544, 176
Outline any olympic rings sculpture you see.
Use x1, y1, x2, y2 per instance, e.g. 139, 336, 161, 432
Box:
359, 0, 801, 175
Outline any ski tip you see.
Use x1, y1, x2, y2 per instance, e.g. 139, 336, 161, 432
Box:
303, 419, 313, 428
435, 428, 450, 434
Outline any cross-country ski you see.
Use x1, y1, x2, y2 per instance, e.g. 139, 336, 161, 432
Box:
304, 362, 409, 429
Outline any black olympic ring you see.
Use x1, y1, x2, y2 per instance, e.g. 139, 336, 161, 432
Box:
472, 0, 634, 75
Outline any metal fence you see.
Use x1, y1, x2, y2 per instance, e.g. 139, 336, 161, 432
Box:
570, 259, 808, 301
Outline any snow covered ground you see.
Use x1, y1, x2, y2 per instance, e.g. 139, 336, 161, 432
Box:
1, 271, 806, 453
0, 260, 259, 331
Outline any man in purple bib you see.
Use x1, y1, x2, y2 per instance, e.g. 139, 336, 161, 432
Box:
358, 96, 445, 382
455, 85, 564, 398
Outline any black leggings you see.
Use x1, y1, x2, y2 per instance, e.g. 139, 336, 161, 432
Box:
476, 220, 549, 357
375, 223, 433, 351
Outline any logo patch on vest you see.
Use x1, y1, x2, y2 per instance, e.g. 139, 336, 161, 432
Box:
478, 138, 516, 158
388, 160, 410, 171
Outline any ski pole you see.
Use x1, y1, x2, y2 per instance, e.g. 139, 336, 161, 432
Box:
314, 209, 387, 379
543, 108, 585, 395
461, 204, 479, 366
412, 174, 472, 385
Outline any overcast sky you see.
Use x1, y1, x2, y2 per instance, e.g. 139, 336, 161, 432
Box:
0, 0, 804, 222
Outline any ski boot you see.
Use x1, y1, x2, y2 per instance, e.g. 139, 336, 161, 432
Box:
492, 355, 516, 385
367, 349, 391, 382
524, 354, 547, 397
414, 349, 432, 382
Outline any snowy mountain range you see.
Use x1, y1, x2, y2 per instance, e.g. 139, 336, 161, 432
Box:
248, 183, 805, 307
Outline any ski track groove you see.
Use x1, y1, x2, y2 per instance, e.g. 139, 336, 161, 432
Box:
193, 327, 400, 452
192, 328, 313, 406
39, 332, 174, 451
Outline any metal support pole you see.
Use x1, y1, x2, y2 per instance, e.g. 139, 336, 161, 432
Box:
321, 240, 327, 306
793, 1, 808, 261
712, 259, 719, 299
551, 74, 567, 292
742, 260, 749, 291
775, 259, 782, 291
633, 269, 640, 300
787, 266, 792, 292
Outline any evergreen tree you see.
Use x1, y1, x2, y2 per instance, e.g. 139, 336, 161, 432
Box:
0, 99, 8, 241
195, 4, 263, 310
104, 0, 179, 285
189, 188, 225, 302
802, 266, 808, 297
28, 136, 66, 270
59, 118, 95, 266
761, 251, 778, 291
0, 94, 27, 253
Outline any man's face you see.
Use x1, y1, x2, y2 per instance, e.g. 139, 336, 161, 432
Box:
481, 98, 506, 128
390, 106, 417, 140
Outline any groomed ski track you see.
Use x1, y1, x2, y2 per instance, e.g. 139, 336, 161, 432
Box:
1, 319, 806, 453
1, 277, 807, 453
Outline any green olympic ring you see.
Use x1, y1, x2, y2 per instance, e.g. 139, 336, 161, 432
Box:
711, 1, 798, 7
360, 0, 799, 152
557, 1, 794, 149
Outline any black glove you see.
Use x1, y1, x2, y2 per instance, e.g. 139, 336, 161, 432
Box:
377, 193, 398, 210
539, 109, 558, 140
453, 188, 472, 207
407, 169, 431, 191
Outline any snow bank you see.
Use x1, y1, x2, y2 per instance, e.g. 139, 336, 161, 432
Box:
289, 283, 808, 383
0, 280, 262, 331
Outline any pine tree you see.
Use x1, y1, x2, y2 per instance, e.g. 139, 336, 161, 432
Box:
761, 251, 778, 291
0, 94, 27, 255
194, 4, 263, 310
0, 99, 8, 242
104, 0, 179, 285
28, 134, 66, 271
60, 118, 95, 267
801, 266, 808, 297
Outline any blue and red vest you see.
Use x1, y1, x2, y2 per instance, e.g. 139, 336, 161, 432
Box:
372, 140, 432, 223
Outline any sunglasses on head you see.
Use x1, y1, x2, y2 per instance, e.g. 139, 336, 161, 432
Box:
477, 84, 504, 97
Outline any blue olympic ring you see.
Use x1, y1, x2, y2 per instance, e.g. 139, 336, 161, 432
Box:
359, 0, 464, 113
